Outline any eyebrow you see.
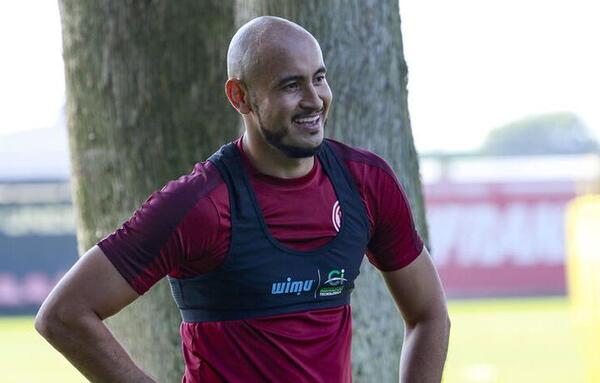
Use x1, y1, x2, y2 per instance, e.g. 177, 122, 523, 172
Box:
274, 66, 327, 88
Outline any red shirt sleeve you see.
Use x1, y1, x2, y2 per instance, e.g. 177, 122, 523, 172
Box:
97, 162, 223, 294
363, 162, 424, 271
330, 140, 424, 271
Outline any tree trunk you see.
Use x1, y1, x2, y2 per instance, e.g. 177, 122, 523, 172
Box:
59, 1, 237, 381
236, 2, 428, 382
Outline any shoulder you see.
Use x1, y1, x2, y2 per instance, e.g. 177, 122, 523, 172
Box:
325, 139, 399, 193
326, 139, 395, 176
102, 160, 226, 262
159, 161, 223, 202
136, 160, 226, 225
133, 160, 227, 242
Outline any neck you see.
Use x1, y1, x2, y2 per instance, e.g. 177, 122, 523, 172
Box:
242, 133, 315, 179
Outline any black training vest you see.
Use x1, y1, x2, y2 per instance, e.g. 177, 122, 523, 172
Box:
168, 140, 370, 322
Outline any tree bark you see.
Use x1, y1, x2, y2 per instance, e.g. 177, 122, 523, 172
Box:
59, 1, 237, 381
236, 2, 428, 382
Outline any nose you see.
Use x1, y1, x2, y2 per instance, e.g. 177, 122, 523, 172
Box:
300, 84, 323, 111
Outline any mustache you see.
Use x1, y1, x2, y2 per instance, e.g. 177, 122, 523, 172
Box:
292, 109, 324, 119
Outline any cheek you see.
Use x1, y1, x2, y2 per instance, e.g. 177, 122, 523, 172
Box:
265, 95, 297, 115
261, 106, 294, 129
277, 99, 301, 120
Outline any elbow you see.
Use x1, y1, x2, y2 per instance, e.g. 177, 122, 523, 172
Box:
34, 303, 60, 340
404, 308, 451, 335
34, 299, 75, 342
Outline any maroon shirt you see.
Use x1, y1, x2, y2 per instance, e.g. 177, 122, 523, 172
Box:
98, 138, 423, 382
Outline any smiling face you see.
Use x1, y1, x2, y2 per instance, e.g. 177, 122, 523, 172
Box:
227, 19, 333, 159
248, 35, 331, 158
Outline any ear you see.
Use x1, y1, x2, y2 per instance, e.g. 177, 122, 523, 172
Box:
225, 79, 252, 114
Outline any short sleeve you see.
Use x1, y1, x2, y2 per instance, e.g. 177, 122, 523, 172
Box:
365, 163, 424, 271
97, 165, 219, 294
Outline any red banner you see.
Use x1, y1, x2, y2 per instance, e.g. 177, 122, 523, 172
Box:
425, 181, 575, 297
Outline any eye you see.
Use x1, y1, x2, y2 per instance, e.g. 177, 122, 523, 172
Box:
283, 82, 299, 91
314, 75, 326, 84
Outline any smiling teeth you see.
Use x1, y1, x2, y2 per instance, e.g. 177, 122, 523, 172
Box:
295, 115, 319, 123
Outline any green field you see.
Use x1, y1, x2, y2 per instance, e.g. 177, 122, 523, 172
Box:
0, 297, 586, 383
0, 315, 85, 382
443, 297, 585, 383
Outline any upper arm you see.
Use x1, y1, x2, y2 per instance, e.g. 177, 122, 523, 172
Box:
381, 247, 448, 326
39, 245, 139, 321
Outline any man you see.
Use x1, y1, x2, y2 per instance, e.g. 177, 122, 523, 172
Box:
36, 16, 450, 383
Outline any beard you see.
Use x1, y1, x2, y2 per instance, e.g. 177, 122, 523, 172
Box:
255, 106, 324, 158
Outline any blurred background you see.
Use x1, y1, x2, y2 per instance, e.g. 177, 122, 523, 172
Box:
1, 1, 599, 382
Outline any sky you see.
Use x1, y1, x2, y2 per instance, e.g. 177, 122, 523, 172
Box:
0, 1, 64, 137
1, 0, 599, 153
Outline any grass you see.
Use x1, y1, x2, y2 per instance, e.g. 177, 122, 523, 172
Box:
0, 316, 85, 383
443, 297, 586, 383
0, 297, 587, 382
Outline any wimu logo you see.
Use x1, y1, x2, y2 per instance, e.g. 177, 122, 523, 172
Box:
271, 277, 315, 296
270, 268, 348, 297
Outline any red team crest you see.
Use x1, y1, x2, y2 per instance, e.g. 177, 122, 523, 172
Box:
332, 200, 342, 232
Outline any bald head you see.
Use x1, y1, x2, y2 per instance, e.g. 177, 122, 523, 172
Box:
227, 16, 320, 86
224, 16, 332, 161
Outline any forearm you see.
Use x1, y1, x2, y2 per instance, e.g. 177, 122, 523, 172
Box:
35, 309, 155, 383
399, 316, 450, 383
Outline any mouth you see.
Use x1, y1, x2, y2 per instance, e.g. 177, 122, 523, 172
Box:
292, 113, 322, 132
